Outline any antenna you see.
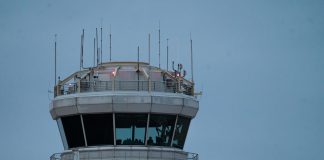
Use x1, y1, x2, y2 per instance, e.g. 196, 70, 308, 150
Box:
80, 33, 82, 70
172, 61, 175, 71
82, 29, 84, 69
80, 29, 84, 70
158, 22, 161, 68
109, 25, 112, 62
109, 34, 112, 61
100, 27, 103, 64
54, 34, 57, 86
190, 33, 194, 82
167, 38, 169, 71
137, 46, 140, 71
148, 33, 151, 64
137, 46, 140, 91
96, 28, 99, 66
93, 37, 95, 67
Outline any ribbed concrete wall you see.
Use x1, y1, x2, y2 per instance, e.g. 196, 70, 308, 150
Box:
53, 147, 189, 160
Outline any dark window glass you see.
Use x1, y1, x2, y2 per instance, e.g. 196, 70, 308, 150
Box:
82, 114, 114, 146
61, 115, 85, 148
172, 116, 191, 149
115, 114, 147, 145
148, 114, 176, 146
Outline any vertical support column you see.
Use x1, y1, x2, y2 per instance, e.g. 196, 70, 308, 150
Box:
113, 113, 116, 146
171, 115, 179, 147
146, 96, 153, 146
80, 114, 88, 147
57, 118, 68, 150
145, 113, 151, 145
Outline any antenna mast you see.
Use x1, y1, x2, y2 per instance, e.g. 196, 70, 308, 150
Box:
96, 28, 99, 66
158, 22, 161, 68
148, 33, 151, 64
54, 34, 57, 86
109, 27, 112, 62
190, 34, 194, 82
82, 30, 84, 69
137, 46, 140, 91
137, 46, 140, 70
93, 38, 95, 67
100, 27, 103, 64
80, 29, 84, 70
167, 38, 169, 71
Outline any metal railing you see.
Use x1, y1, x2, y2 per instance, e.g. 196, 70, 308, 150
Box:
55, 80, 193, 97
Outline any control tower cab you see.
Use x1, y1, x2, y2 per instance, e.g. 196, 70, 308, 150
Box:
50, 61, 199, 160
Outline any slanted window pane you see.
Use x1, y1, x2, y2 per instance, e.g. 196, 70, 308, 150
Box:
61, 115, 85, 148
115, 114, 147, 145
172, 116, 191, 149
148, 114, 176, 146
82, 114, 114, 146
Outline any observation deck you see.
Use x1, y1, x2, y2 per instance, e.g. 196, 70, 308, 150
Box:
50, 61, 199, 160
54, 62, 194, 97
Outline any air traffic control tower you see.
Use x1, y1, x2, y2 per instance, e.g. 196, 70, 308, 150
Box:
50, 61, 199, 160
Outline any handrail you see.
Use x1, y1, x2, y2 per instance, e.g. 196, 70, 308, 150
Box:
54, 80, 193, 97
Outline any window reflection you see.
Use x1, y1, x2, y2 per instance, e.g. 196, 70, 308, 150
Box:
82, 114, 114, 146
172, 116, 191, 149
148, 114, 176, 146
61, 115, 85, 148
115, 114, 147, 145
58, 113, 191, 149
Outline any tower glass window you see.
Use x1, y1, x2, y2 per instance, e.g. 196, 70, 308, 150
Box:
61, 115, 85, 148
115, 114, 147, 145
172, 116, 191, 149
148, 114, 176, 146
82, 114, 114, 146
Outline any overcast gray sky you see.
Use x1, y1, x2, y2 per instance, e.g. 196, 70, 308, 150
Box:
0, 0, 324, 160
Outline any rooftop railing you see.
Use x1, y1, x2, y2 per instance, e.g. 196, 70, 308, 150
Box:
54, 80, 193, 97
